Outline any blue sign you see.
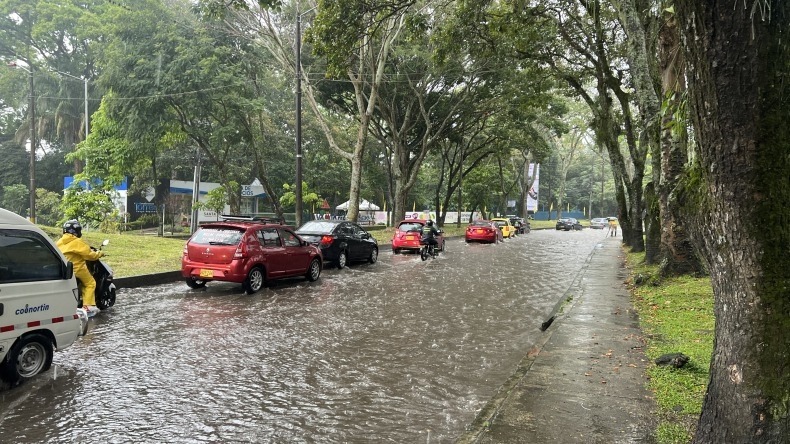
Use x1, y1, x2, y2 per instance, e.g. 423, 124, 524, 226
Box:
135, 202, 157, 213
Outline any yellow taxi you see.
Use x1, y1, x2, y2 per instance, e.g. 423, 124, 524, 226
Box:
491, 217, 517, 238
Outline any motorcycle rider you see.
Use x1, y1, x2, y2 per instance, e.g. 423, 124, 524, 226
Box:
56, 219, 104, 315
420, 220, 440, 253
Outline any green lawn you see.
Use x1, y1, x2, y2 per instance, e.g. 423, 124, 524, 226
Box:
42, 226, 186, 278
626, 251, 713, 443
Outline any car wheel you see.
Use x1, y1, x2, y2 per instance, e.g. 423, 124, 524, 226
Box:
185, 278, 207, 289
306, 259, 321, 281
0, 334, 53, 384
368, 247, 378, 264
392, 248, 400, 254
243, 266, 265, 295
336, 250, 347, 269
96, 287, 116, 310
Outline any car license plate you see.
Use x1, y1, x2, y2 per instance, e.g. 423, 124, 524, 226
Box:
475, 229, 483, 233
406, 235, 416, 240
199, 269, 214, 278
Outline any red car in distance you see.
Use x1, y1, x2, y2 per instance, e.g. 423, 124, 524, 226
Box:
391, 219, 445, 254
465, 220, 503, 244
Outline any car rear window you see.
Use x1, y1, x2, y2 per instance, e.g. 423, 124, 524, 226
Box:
298, 221, 337, 233
397, 222, 423, 232
470, 221, 490, 227
191, 228, 244, 246
494, 221, 507, 227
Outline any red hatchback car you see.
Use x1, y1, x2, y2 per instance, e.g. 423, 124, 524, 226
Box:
391, 219, 445, 254
181, 217, 322, 294
465, 220, 503, 244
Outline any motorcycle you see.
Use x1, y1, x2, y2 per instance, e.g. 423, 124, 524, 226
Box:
420, 238, 440, 261
78, 239, 117, 312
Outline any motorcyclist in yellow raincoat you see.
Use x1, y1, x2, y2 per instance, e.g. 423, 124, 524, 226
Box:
56, 219, 104, 312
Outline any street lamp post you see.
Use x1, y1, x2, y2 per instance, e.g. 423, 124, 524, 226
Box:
295, 5, 317, 229
8, 62, 36, 222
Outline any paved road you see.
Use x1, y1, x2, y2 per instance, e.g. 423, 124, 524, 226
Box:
0, 228, 611, 443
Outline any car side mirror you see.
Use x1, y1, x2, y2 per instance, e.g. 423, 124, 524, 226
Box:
65, 261, 74, 280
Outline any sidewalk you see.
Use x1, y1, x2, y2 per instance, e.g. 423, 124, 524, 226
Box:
459, 237, 656, 443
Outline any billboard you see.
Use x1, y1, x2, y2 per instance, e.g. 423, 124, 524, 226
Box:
527, 163, 540, 212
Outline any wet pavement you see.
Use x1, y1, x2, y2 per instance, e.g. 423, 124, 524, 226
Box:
0, 229, 644, 443
458, 237, 656, 443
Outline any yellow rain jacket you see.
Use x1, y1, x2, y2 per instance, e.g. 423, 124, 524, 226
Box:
56, 233, 104, 306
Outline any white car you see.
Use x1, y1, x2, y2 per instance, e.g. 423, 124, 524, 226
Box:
590, 217, 608, 229
0, 208, 88, 384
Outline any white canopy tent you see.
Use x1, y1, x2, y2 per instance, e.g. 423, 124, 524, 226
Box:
335, 199, 380, 211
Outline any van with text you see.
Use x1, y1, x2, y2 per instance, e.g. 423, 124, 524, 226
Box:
0, 208, 88, 385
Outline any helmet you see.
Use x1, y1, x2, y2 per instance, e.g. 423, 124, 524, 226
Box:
63, 219, 82, 238
426, 220, 434, 227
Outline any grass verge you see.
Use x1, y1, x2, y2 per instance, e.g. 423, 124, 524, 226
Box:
41, 226, 185, 278
625, 251, 714, 444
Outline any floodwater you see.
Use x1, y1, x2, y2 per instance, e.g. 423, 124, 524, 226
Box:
0, 228, 609, 443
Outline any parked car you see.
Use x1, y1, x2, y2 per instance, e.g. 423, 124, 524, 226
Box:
491, 217, 517, 238
556, 217, 583, 231
296, 220, 378, 269
181, 216, 322, 294
465, 220, 503, 244
590, 217, 608, 229
391, 219, 445, 254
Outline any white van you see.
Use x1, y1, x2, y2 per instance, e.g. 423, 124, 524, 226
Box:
0, 208, 88, 385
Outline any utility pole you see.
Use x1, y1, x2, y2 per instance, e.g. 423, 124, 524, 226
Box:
28, 64, 36, 223
295, 10, 304, 228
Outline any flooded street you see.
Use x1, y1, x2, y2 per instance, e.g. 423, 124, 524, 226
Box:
1, 229, 609, 443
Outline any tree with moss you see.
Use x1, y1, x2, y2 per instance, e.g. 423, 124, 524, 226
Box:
674, 2, 790, 441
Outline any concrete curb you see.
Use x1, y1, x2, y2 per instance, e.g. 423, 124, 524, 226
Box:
114, 271, 183, 289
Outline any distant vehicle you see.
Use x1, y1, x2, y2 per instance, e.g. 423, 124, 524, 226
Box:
181, 216, 322, 294
296, 220, 378, 269
465, 220, 503, 244
391, 219, 445, 254
508, 216, 528, 234
491, 217, 517, 238
556, 218, 583, 231
590, 218, 608, 229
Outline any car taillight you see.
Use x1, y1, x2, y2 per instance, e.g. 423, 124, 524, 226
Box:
320, 235, 334, 246
234, 243, 248, 259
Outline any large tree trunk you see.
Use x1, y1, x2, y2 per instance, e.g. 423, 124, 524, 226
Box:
615, 0, 660, 257
657, 9, 702, 276
675, 3, 790, 442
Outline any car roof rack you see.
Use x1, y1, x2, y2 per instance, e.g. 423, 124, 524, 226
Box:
220, 214, 284, 224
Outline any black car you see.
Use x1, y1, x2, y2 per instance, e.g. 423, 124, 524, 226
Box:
296, 220, 378, 269
555, 217, 583, 231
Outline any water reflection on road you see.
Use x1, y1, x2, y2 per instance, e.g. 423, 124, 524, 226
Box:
0, 228, 608, 443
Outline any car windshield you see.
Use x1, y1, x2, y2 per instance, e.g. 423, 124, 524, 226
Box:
297, 221, 337, 233
398, 222, 423, 232
191, 228, 244, 245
